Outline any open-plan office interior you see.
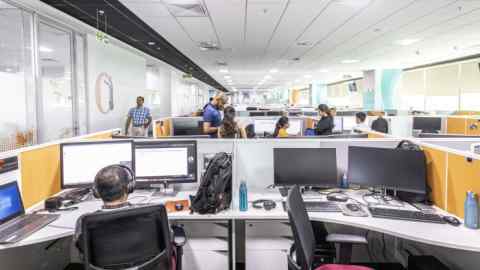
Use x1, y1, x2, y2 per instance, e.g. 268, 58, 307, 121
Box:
1, 0, 480, 270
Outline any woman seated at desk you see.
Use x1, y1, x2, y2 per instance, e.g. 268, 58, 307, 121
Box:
315, 104, 334, 136
218, 106, 246, 138
273, 116, 289, 138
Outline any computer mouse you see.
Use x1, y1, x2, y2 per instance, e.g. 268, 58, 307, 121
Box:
443, 216, 461, 226
327, 193, 349, 202
345, 203, 361, 212
175, 203, 184, 211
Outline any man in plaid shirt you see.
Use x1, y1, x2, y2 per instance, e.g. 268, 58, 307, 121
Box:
125, 96, 152, 137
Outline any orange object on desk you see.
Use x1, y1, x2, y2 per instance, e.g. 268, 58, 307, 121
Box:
165, 199, 190, 213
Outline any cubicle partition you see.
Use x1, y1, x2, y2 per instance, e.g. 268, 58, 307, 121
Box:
446, 116, 480, 136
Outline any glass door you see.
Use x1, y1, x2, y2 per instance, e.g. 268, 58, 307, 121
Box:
36, 21, 75, 142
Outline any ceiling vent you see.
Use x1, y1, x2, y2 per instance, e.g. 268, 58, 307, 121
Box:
199, 41, 220, 51
216, 60, 228, 66
165, 1, 208, 17
40, 58, 58, 62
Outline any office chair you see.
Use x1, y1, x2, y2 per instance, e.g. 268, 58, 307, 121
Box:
286, 186, 371, 270
75, 204, 185, 270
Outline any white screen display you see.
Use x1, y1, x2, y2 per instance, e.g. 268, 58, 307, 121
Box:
287, 120, 302, 135
254, 119, 276, 134
62, 142, 132, 186
343, 117, 356, 130
135, 147, 188, 177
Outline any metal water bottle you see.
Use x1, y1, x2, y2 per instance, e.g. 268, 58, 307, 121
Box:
239, 181, 248, 211
464, 191, 479, 229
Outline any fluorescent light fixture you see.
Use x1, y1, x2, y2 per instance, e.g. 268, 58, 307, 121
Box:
341, 59, 359, 64
39, 46, 53, 53
394, 38, 420, 46
264, 75, 272, 79
224, 75, 231, 79
269, 68, 278, 73
304, 74, 312, 78
219, 69, 229, 73
148, 41, 156, 46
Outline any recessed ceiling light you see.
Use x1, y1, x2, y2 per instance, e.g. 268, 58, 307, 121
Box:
148, 41, 156, 46
224, 75, 231, 79
304, 75, 312, 78
264, 75, 272, 79
219, 69, 229, 73
394, 38, 420, 46
269, 69, 279, 73
341, 59, 360, 64
39, 46, 53, 53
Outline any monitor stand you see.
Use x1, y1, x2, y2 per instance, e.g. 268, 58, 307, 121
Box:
151, 181, 177, 197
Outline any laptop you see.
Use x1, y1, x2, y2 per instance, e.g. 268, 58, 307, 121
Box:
0, 181, 59, 244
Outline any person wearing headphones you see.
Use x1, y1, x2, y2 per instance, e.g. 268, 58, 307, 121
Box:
72, 164, 135, 261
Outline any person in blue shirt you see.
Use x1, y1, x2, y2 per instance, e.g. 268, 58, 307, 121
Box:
125, 96, 152, 137
203, 94, 228, 138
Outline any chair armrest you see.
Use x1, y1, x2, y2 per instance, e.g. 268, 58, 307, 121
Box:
287, 245, 302, 270
326, 233, 368, 245
171, 225, 187, 247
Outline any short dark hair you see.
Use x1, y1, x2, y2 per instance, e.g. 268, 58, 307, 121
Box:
356, 112, 367, 122
137, 96, 144, 101
94, 165, 130, 202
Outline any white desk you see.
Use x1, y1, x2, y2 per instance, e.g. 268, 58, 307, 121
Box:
2, 189, 480, 253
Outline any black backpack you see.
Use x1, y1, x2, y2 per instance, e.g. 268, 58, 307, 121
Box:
190, 152, 232, 214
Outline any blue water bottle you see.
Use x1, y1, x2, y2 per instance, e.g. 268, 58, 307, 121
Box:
239, 181, 248, 211
464, 191, 479, 229
340, 173, 349, 189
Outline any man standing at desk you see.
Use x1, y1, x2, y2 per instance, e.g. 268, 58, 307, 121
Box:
203, 94, 227, 138
125, 96, 152, 137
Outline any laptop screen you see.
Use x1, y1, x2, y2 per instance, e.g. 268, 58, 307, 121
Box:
0, 182, 24, 225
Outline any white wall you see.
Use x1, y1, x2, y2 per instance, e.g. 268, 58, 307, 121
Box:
87, 35, 146, 132
170, 70, 210, 116
146, 64, 172, 118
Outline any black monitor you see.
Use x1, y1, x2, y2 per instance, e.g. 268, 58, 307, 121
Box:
274, 148, 338, 187
266, 111, 283, 116
173, 118, 203, 136
413, 117, 442, 133
302, 111, 318, 117
347, 146, 427, 194
249, 111, 266, 117
133, 140, 197, 187
60, 140, 134, 188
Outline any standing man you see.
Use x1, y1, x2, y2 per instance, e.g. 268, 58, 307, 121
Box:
125, 96, 152, 137
203, 94, 228, 138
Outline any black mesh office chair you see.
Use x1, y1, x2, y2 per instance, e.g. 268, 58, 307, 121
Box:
286, 186, 371, 270
75, 204, 185, 270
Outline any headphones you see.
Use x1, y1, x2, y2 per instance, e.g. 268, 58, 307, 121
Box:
252, 199, 277, 211
92, 164, 135, 199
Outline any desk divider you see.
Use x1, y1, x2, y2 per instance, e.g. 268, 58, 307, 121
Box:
447, 117, 468, 134
19, 129, 119, 208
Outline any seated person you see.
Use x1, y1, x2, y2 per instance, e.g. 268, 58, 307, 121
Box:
315, 104, 334, 136
353, 112, 369, 131
371, 112, 389, 133
218, 106, 246, 138
273, 116, 289, 138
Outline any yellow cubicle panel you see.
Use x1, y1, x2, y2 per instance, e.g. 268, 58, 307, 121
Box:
465, 118, 480, 136
446, 154, 480, 218
305, 118, 316, 129
453, 111, 480, 116
20, 144, 61, 208
422, 147, 447, 209
154, 118, 172, 138
446, 117, 466, 135
366, 132, 385, 139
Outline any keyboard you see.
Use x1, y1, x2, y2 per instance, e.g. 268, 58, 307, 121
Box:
0, 214, 59, 243
282, 201, 341, 212
368, 207, 446, 224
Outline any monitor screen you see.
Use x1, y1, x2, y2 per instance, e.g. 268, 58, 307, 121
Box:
0, 182, 24, 225
266, 111, 283, 116
250, 111, 265, 117
274, 148, 338, 187
287, 120, 302, 135
347, 146, 427, 194
134, 140, 197, 184
333, 117, 343, 132
343, 117, 356, 130
254, 119, 276, 134
61, 140, 134, 188
413, 117, 442, 133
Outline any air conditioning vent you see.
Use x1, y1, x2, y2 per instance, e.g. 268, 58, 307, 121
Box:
165, 1, 208, 17
216, 61, 228, 66
199, 41, 220, 51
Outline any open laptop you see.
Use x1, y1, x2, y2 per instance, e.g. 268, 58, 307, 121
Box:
0, 181, 59, 244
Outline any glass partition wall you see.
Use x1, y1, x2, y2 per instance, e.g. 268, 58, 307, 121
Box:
0, 0, 88, 152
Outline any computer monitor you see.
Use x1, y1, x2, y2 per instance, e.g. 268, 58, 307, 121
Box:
250, 111, 266, 117
413, 117, 442, 133
287, 119, 302, 135
254, 119, 276, 135
343, 116, 356, 130
133, 140, 197, 186
0, 182, 24, 225
266, 111, 283, 116
333, 117, 343, 133
274, 148, 338, 187
173, 118, 203, 136
302, 111, 318, 117
60, 140, 134, 188
347, 146, 427, 194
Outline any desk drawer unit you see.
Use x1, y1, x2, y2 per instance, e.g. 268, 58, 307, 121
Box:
172, 220, 230, 270
245, 220, 293, 270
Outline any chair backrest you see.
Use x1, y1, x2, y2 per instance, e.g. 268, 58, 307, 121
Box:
79, 204, 172, 270
286, 186, 315, 270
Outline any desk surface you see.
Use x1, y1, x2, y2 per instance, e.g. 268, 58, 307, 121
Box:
2, 190, 480, 253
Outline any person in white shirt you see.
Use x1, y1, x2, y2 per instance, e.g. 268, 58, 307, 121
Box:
354, 112, 369, 131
